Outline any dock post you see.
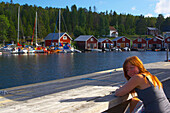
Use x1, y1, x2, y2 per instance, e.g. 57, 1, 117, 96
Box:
166, 45, 169, 62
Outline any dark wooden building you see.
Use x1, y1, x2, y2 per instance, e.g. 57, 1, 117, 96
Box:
74, 35, 98, 50
148, 36, 163, 49
98, 38, 113, 49
112, 36, 131, 48
147, 27, 159, 36
165, 36, 170, 49
132, 37, 147, 49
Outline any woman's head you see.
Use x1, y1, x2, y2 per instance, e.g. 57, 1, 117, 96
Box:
123, 56, 147, 80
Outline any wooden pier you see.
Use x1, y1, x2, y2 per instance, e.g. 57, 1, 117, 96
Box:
0, 62, 170, 113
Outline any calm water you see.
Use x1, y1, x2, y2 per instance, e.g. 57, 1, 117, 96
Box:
0, 51, 169, 89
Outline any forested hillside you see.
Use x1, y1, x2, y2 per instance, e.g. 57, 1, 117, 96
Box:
0, 2, 170, 43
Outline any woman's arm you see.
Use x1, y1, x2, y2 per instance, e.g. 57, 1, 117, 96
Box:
115, 75, 141, 96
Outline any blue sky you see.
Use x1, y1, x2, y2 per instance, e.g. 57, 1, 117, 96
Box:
1, 0, 170, 18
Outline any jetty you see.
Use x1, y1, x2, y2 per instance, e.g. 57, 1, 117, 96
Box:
0, 62, 170, 113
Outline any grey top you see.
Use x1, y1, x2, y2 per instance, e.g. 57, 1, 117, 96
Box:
135, 74, 170, 113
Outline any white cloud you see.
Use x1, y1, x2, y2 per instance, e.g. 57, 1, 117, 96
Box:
165, 14, 170, 18
98, 1, 106, 5
131, 6, 136, 11
145, 13, 154, 17
155, 0, 170, 14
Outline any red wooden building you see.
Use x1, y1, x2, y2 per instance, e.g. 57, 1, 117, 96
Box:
165, 36, 170, 49
147, 27, 158, 36
148, 36, 163, 49
98, 38, 113, 49
132, 37, 147, 49
112, 36, 131, 48
44, 32, 72, 47
74, 35, 98, 50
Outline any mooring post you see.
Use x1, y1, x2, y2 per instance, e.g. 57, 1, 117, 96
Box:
167, 45, 169, 62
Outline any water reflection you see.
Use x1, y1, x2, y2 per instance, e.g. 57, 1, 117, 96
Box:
0, 51, 169, 89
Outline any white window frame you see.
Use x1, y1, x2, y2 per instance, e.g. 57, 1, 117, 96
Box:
142, 44, 146, 47
138, 38, 142, 42
88, 44, 90, 47
117, 43, 120, 46
153, 38, 157, 42
158, 44, 161, 48
94, 43, 96, 47
122, 38, 125, 41
149, 44, 152, 48
126, 43, 129, 47
134, 44, 137, 47
91, 38, 94, 41
167, 38, 170, 42
63, 36, 67, 40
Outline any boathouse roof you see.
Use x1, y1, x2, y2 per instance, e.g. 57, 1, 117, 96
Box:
147, 27, 158, 30
44, 32, 72, 40
154, 36, 164, 41
112, 36, 129, 41
74, 35, 96, 41
98, 38, 111, 42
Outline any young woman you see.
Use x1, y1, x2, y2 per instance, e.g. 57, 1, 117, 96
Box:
115, 56, 170, 113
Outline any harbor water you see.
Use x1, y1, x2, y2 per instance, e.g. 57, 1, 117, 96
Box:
0, 51, 169, 89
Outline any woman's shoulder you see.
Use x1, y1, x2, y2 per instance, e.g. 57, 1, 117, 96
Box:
132, 74, 145, 80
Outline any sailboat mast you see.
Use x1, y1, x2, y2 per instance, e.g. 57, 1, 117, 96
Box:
17, 6, 20, 44
58, 9, 61, 45
36, 11, 37, 47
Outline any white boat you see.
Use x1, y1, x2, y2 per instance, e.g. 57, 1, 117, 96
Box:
91, 49, 102, 52
10, 47, 28, 54
0, 44, 15, 52
71, 47, 82, 53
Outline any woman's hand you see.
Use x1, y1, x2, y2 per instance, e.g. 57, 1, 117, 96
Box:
115, 86, 122, 96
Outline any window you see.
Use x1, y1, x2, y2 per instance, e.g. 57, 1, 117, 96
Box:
134, 44, 137, 47
153, 38, 157, 41
63, 36, 67, 40
106, 40, 108, 42
122, 38, 125, 41
88, 44, 90, 47
138, 38, 142, 42
168, 38, 170, 42
126, 43, 129, 47
117, 43, 120, 46
158, 44, 161, 48
91, 38, 94, 41
149, 44, 152, 48
142, 44, 146, 47
94, 44, 96, 47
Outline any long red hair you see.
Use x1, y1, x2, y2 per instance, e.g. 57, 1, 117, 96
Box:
123, 56, 162, 89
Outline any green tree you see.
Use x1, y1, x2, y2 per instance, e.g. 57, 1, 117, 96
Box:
156, 14, 164, 32
8, 21, 16, 41
161, 17, 170, 32
86, 7, 93, 30
0, 15, 10, 41
71, 5, 78, 32
125, 14, 135, 34
74, 25, 85, 37
118, 24, 125, 35
136, 15, 147, 35
78, 8, 86, 28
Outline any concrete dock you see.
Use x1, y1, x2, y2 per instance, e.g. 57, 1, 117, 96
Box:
0, 62, 170, 113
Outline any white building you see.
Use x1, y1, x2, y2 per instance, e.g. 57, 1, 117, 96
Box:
109, 26, 118, 37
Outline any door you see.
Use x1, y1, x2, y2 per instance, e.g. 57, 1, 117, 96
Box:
120, 43, 125, 48
90, 44, 94, 49
138, 44, 141, 48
